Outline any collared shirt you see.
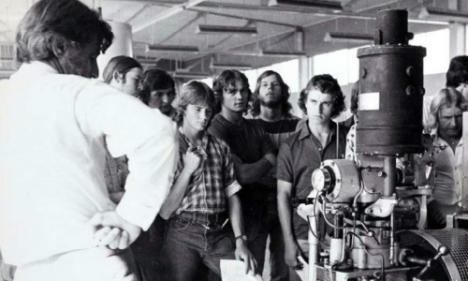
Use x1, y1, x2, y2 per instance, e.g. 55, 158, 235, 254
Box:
0, 61, 176, 265
277, 119, 346, 239
428, 136, 463, 206
173, 131, 241, 215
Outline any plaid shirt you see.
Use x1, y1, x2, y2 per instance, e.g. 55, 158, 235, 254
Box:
173, 131, 241, 215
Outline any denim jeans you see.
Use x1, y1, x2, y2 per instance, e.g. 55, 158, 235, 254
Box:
245, 193, 288, 281
131, 215, 167, 281
161, 216, 235, 281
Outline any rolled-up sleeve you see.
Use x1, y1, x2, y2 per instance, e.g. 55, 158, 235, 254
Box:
75, 81, 176, 230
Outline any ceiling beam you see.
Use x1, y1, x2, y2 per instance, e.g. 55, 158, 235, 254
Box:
188, 7, 299, 28
104, 0, 341, 13
156, 13, 203, 44
132, 0, 207, 33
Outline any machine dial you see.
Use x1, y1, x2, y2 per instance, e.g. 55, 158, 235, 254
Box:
311, 166, 334, 194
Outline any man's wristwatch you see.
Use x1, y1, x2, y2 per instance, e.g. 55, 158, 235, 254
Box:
235, 234, 248, 242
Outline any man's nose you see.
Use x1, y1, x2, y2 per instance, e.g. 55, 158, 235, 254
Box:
161, 94, 170, 103
318, 102, 325, 115
234, 91, 244, 99
200, 110, 209, 120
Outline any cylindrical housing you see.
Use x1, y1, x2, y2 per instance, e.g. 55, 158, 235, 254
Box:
376, 9, 412, 45
333, 213, 344, 239
383, 156, 396, 196
356, 45, 426, 155
357, 9, 426, 155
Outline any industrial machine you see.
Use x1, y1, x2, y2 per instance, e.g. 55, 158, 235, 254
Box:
301, 9, 468, 281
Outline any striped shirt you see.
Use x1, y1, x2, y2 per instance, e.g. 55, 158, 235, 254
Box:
174, 131, 241, 215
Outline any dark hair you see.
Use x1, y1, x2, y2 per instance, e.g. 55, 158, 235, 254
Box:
446, 55, 468, 88
350, 81, 359, 115
140, 68, 175, 105
174, 80, 216, 125
298, 74, 345, 118
251, 70, 293, 117
212, 69, 251, 113
16, 0, 113, 63
102, 56, 142, 84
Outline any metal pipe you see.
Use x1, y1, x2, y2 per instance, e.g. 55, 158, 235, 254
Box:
308, 214, 319, 281
390, 212, 395, 265
383, 156, 396, 196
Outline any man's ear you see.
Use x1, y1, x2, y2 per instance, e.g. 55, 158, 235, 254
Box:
50, 36, 69, 58
113, 71, 125, 83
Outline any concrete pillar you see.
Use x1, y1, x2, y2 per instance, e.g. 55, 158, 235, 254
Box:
448, 0, 466, 57
97, 21, 133, 79
298, 55, 311, 89
449, 23, 466, 57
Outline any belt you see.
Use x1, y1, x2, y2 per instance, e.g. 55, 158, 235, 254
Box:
175, 211, 229, 228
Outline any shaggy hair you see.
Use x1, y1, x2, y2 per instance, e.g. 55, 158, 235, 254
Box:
16, 0, 113, 64
250, 70, 293, 117
298, 74, 345, 118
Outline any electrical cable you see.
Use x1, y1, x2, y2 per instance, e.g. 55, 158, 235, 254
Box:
319, 195, 346, 230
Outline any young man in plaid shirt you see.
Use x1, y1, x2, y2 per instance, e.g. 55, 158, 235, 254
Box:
159, 81, 257, 281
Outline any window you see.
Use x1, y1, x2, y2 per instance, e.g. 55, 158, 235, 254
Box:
312, 47, 360, 85
410, 28, 449, 75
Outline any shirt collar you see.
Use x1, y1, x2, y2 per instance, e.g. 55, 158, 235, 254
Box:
178, 128, 210, 152
297, 119, 311, 140
297, 119, 337, 141
434, 134, 462, 146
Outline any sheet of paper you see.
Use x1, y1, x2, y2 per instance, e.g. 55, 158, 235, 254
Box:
295, 256, 309, 281
220, 259, 262, 281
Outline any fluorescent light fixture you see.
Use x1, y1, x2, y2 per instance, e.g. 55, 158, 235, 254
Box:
227, 49, 263, 56
261, 50, 306, 57
419, 6, 468, 23
268, 0, 342, 12
146, 44, 200, 54
210, 62, 252, 70
172, 71, 211, 79
196, 24, 257, 35
324, 32, 373, 44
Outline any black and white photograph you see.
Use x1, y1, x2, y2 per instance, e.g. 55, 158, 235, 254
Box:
1, 0, 468, 280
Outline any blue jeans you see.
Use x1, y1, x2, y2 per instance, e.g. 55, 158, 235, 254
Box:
161, 216, 235, 281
